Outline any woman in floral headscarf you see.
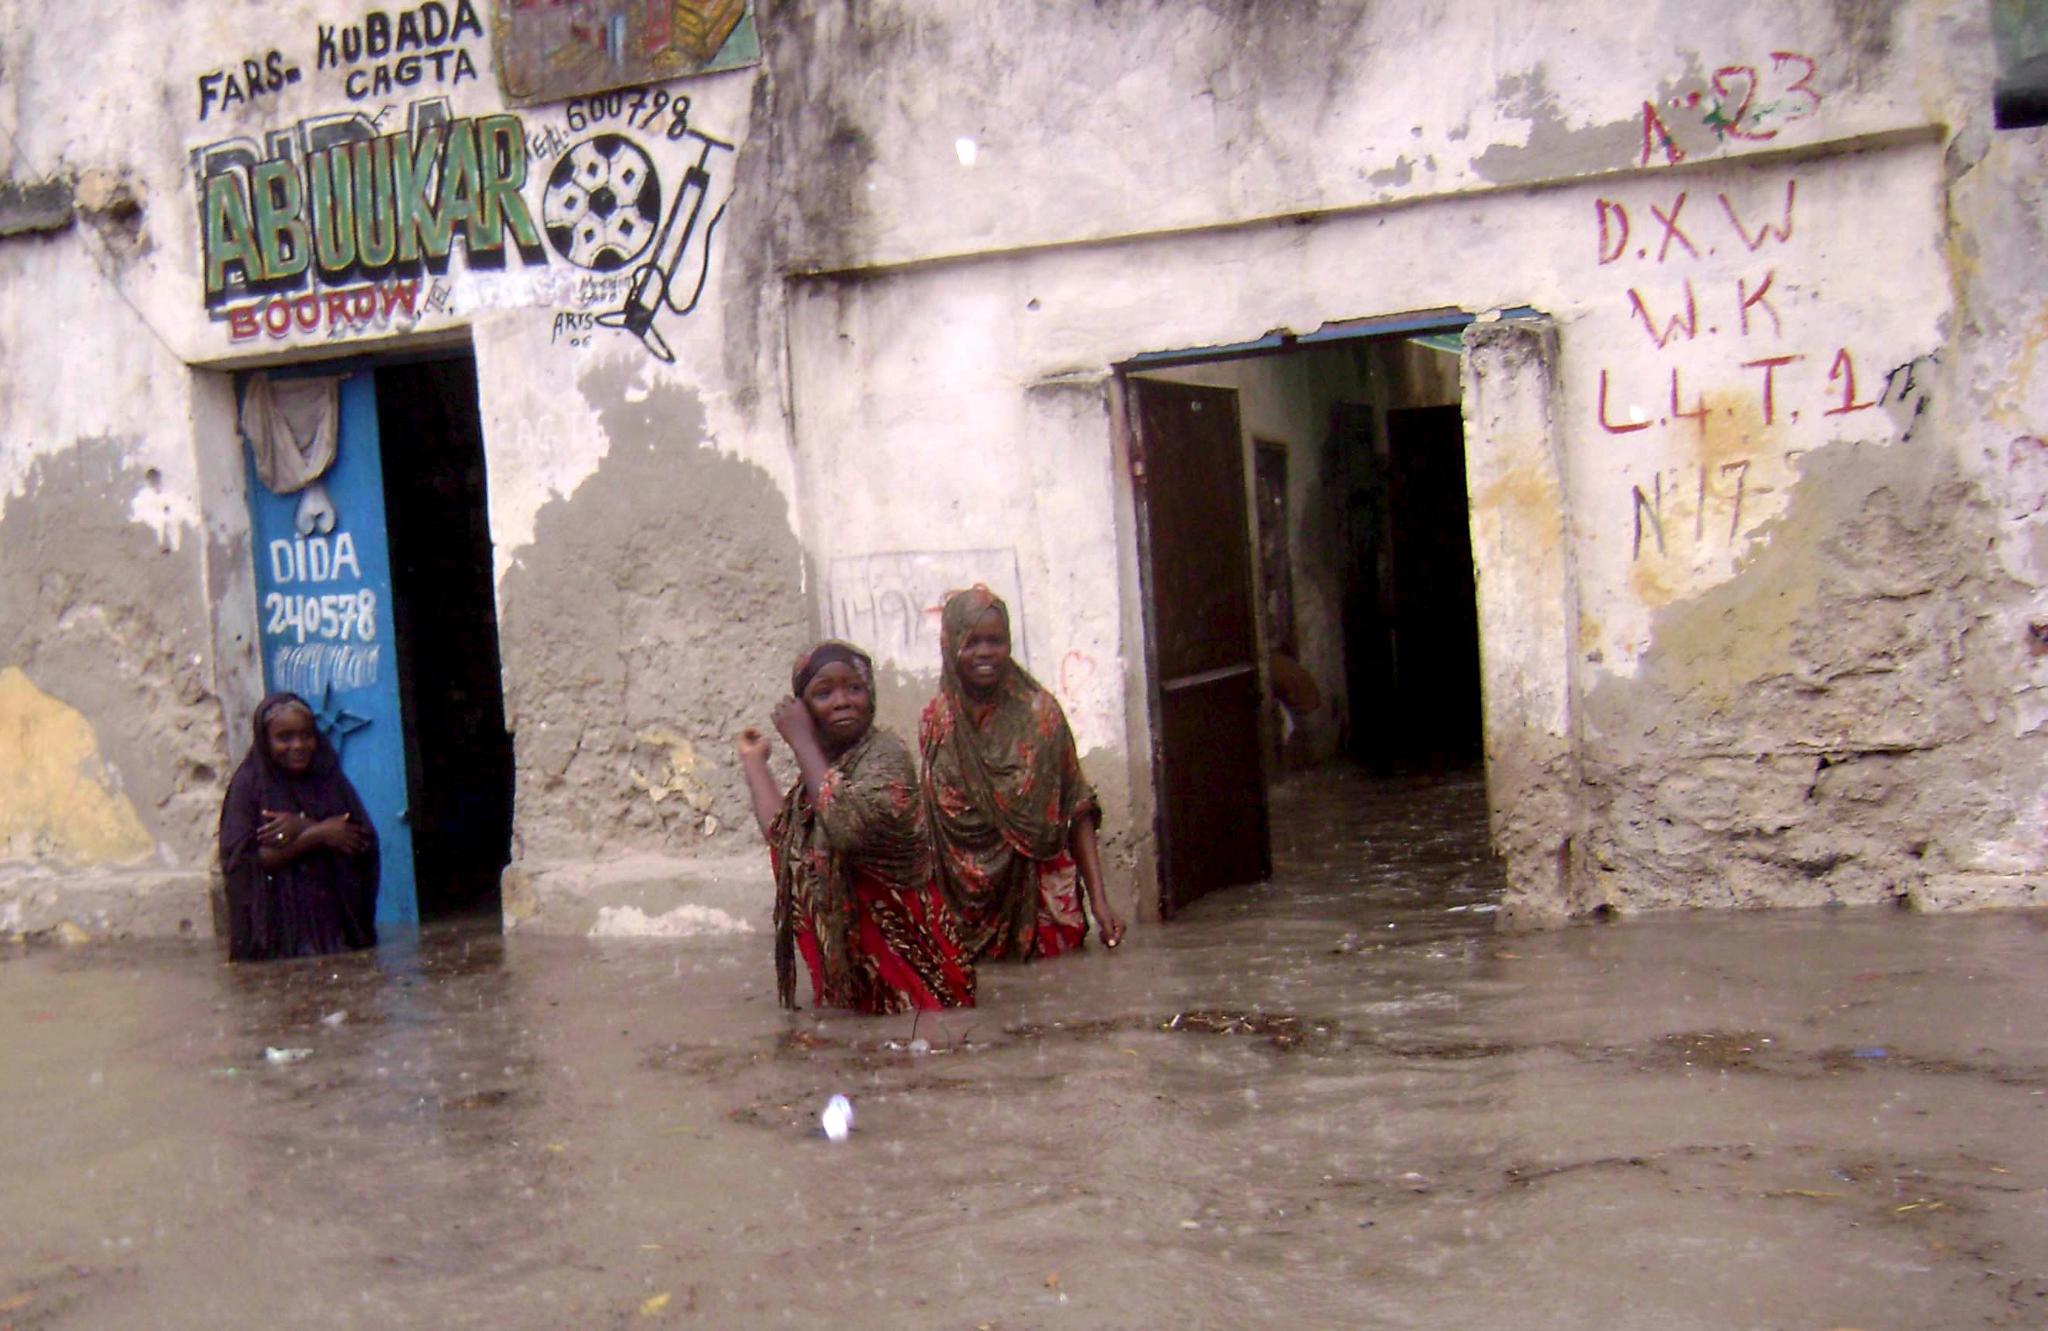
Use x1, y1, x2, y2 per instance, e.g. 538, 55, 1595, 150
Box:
920, 587, 1126, 962
737, 640, 974, 1014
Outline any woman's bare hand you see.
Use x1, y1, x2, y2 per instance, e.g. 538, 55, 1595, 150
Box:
316, 814, 371, 855
737, 726, 772, 764
258, 809, 309, 848
771, 696, 815, 747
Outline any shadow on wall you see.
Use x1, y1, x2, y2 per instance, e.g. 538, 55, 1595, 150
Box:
494, 357, 808, 865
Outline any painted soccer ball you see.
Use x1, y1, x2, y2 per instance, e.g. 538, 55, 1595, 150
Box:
542, 135, 662, 272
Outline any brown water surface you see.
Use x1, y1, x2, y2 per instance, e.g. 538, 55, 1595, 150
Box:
4, 770, 2046, 1328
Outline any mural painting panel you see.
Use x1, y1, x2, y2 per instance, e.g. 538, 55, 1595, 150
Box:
491, 1, 759, 106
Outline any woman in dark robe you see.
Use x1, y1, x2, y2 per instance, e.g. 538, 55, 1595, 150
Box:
737, 641, 975, 1014
217, 692, 379, 961
919, 587, 1126, 962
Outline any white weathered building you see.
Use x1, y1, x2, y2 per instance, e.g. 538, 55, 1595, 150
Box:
3, 1, 2045, 939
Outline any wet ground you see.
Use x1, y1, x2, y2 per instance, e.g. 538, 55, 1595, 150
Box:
4, 768, 2048, 1330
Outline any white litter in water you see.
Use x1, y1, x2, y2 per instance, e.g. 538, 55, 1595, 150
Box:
821, 1094, 855, 1142
263, 1047, 311, 1065
320, 1010, 348, 1027
908, 1038, 932, 1056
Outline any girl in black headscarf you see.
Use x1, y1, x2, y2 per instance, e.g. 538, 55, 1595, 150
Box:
737, 641, 974, 1013
217, 692, 379, 961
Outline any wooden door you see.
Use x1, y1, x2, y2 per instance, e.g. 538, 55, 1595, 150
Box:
1131, 378, 1271, 917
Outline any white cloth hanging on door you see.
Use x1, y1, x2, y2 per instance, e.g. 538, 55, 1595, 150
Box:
239, 373, 340, 496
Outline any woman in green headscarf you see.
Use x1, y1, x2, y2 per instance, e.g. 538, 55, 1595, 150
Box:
738, 640, 975, 1013
920, 587, 1126, 961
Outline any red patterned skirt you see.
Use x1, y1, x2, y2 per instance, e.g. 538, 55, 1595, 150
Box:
979, 849, 1089, 963
792, 866, 976, 1014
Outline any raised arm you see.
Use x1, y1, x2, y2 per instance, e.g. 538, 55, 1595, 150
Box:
736, 727, 783, 840
772, 696, 832, 804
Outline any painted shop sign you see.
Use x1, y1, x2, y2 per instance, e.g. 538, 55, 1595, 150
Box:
185, 1, 748, 360
315, 0, 487, 101
191, 89, 732, 362
199, 112, 540, 298
195, 2, 485, 121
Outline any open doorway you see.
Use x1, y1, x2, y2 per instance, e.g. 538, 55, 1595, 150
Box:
1125, 320, 1486, 914
375, 356, 513, 922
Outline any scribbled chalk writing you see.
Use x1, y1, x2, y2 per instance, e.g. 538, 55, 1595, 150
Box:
1629, 460, 1754, 559
1640, 52, 1825, 167
1599, 369, 1650, 434
827, 548, 1028, 670
1630, 282, 1698, 348
1736, 270, 1780, 337
1589, 171, 1885, 439
1669, 368, 1708, 436
1710, 461, 1749, 542
271, 642, 382, 695
1825, 348, 1878, 416
1631, 475, 1665, 559
1740, 355, 1802, 426
1721, 181, 1797, 250
1591, 184, 1799, 270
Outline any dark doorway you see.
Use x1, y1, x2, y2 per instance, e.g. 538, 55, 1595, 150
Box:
1129, 378, 1273, 918
1361, 405, 1484, 771
1124, 321, 1487, 914
374, 356, 513, 921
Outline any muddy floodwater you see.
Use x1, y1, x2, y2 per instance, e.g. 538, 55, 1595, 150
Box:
4, 770, 2047, 1329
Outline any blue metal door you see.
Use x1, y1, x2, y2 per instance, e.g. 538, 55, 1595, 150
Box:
242, 368, 418, 928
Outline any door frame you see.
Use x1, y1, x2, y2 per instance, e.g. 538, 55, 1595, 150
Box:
1109, 308, 1583, 920
238, 357, 419, 928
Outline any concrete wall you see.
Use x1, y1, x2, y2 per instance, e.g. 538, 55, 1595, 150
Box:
2, 0, 2043, 937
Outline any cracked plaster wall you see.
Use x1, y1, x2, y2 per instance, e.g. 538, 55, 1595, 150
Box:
1, 2, 799, 937
0, 5, 292, 936
4, 0, 2045, 936
770, 0, 2048, 917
